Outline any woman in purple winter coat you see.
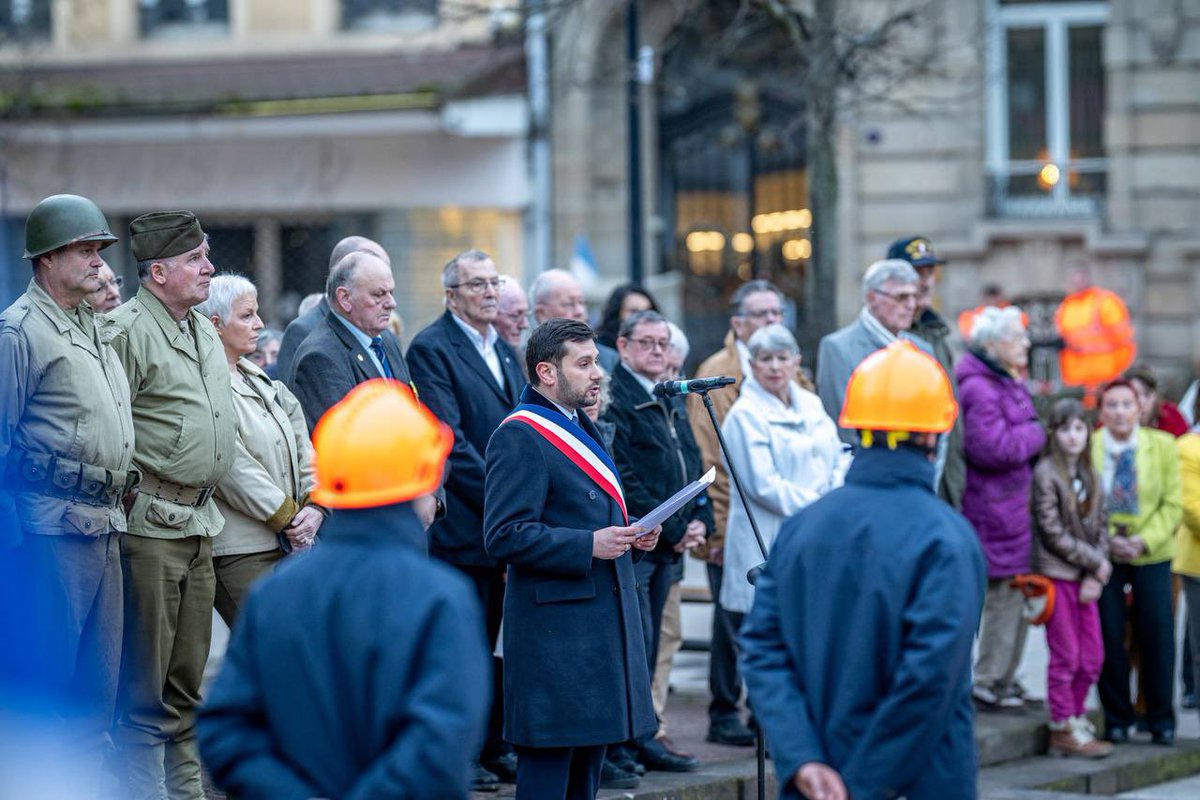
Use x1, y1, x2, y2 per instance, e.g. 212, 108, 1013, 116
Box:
957, 306, 1047, 709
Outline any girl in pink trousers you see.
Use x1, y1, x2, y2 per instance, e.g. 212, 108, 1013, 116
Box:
1031, 398, 1114, 758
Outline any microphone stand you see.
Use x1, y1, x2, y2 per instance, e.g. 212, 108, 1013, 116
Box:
694, 385, 769, 800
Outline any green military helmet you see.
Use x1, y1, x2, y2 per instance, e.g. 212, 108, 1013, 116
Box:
23, 194, 119, 259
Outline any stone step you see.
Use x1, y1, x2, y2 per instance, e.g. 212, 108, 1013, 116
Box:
981, 738, 1200, 799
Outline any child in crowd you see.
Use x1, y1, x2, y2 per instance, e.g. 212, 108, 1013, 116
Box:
1031, 398, 1114, 758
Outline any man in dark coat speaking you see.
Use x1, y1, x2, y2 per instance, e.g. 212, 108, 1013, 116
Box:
484, 318, 659, 800
199, 380, 490, 800
740, 341, 986, 800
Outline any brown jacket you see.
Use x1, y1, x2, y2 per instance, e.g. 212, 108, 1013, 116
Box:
687, 332, 744, 560
1030, 457, 1110, 582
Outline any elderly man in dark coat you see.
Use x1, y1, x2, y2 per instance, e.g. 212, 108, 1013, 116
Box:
275, 235, 388, 385
407, 249, 526, 789
484, 319, 658, 800
199, 380, 489, 800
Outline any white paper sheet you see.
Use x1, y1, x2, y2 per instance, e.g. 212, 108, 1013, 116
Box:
632, 466, 716, 535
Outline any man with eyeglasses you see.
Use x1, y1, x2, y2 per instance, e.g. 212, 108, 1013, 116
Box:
84, 260, 124, 313
604, 310, 712, 776
407, 249, 527, 792
817, 259, 932, 448
529, 268, 620, 372
686, 279, 786, 748
494, 276, 530, 354
889, 236, 966, 509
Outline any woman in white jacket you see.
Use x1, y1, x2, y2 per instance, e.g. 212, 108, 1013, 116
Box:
720, 323, 848, 615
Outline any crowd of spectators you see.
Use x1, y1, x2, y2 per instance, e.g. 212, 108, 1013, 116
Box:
7, 193, 1200, 799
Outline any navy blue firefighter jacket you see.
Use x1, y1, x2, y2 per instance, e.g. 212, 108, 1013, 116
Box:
198, 502, 491, 800
740, 445, 986, 800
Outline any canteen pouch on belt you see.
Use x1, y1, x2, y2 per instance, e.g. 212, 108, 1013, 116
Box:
19, 451, 53, 492
51, 457, 82, 496
78, 463, 111, 505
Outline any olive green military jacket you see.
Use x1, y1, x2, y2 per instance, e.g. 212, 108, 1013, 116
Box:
0, 280, 135, 541
103, 287, 236, 539
213, 358, 318, 557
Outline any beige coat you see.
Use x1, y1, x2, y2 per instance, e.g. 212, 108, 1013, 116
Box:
213, 359, 317, 556
0, 280, 135, 539
103, 287, 237, 538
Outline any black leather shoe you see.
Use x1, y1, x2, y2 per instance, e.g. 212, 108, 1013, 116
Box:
608, 743, 644, 775
1152, 728, 1175, 746
637, 737, 700, 772
1105, 725, 1129, 744
600, 759, 640, 789
482, 752, 518, 783
707, 718, 756, 747
471, 762, 499, 792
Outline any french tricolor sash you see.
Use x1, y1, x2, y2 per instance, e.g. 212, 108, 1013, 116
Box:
502, 403, 628, 524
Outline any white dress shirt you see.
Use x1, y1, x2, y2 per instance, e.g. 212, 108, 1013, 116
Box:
451, 312, 504, 390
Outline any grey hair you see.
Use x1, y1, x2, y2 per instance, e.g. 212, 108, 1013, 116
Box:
666, 321, 689, 361
297, 292, 323, 316
747, 323, 800, 359
730, 279, 784, 317
618, 309, 667, 340
196, 273, 257, 324
969, 305, 1026, 347
442, 249, 493, 289
861, 258, 919, 300
596, 368, 614, 417
528, 268, 577, 307
256, 327, 283, 349
326, 251, 381, 303
498, 275, 525, 302
328, 236, 386, 273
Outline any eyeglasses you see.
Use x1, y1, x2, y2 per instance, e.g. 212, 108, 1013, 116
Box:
874, 288, 918, 304
628, 337, 670, 352
102, 276, 123, 290
448, 277, 506, 294
498, 310, 528, 323
740, 307, 783, 321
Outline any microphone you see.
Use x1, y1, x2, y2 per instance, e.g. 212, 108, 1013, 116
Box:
653, 376, 736, 398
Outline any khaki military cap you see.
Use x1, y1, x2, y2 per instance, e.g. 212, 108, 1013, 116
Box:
130, 211, 205, 261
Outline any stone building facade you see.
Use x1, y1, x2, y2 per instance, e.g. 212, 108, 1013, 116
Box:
0, 0, 528, 331
548, 0, 1200, 388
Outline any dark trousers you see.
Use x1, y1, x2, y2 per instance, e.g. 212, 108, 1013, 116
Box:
514, 744, 605, 800
213, 549, 284, 628
457, 563, 508, 759
705, 563, 744, 723
634, 557, 676, 676
1098, 560, 1175, 734
1182, 577, 1200, 706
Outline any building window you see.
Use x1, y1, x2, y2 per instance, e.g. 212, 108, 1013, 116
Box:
1, 0, 51, 40
139, 0, 229, 39
987, 1, 1107, 217
341, 0, 437, 32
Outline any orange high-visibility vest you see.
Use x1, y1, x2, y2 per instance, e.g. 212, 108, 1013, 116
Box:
1054, 287, 1135, 387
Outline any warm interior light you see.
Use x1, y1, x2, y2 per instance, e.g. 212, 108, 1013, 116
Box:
685, 231, 726, 253
731, 232, 755, 253
1038, 163, 1061, 190
782, 239, 811, 260
750, 209, 812, 235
